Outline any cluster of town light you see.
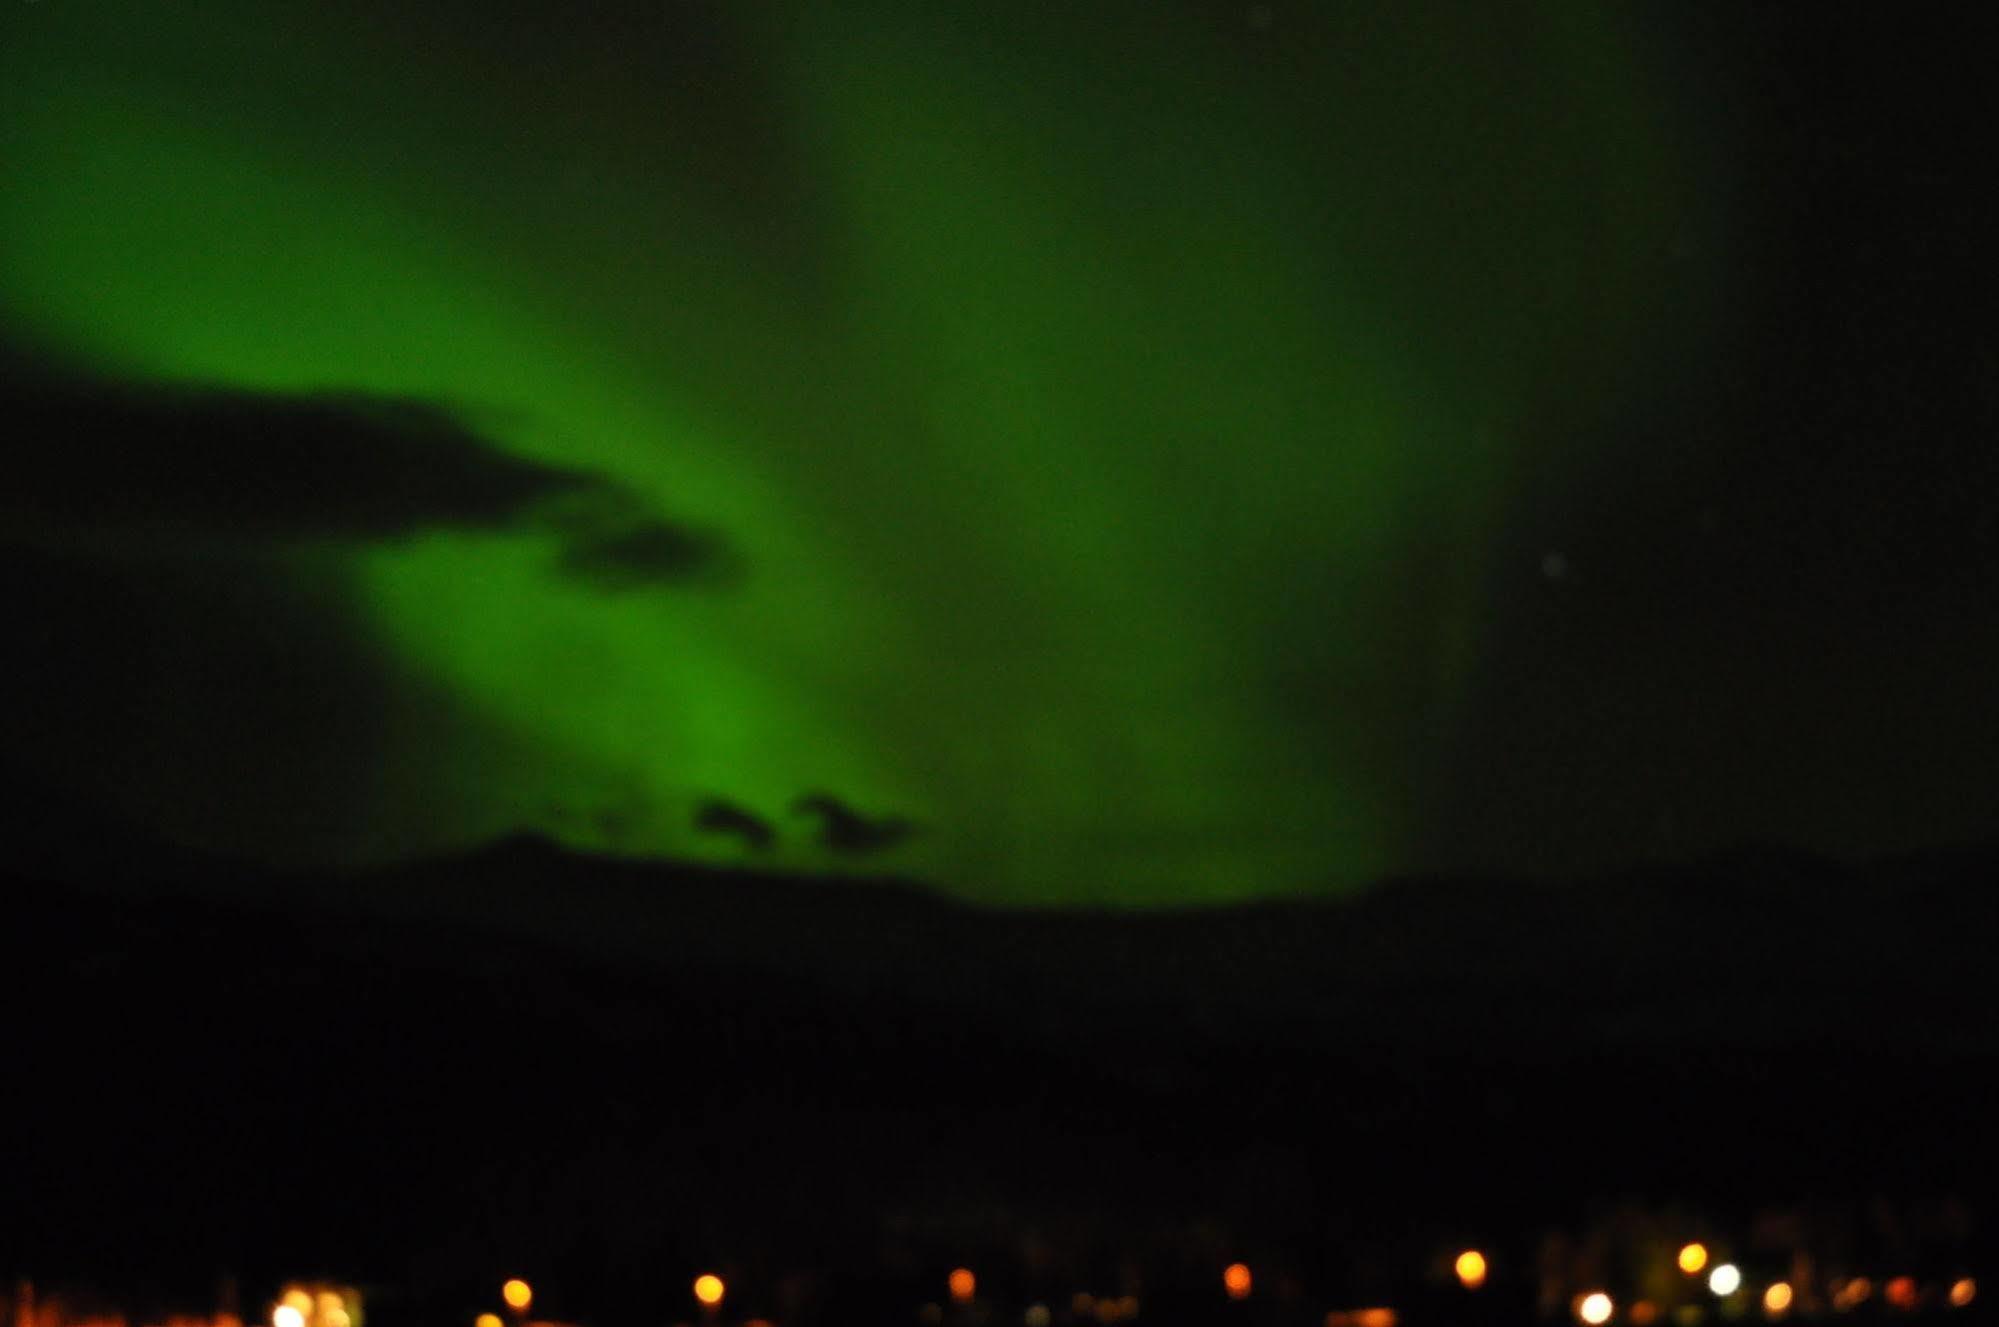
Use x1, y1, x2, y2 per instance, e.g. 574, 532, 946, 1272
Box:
267, 1286, 355, 1327
1439, 1242, 1975, 1327
372, 1254, 1975, 1327
464, 1275, 729, 1327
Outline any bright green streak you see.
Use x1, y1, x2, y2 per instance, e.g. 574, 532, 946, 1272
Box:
0, 2, 1689, 903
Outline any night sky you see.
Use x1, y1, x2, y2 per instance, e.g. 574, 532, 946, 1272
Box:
4, 2, 1995, 904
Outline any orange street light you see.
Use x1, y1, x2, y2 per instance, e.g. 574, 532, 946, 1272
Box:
1455, 1251, 1488, 1290
694, 1275, 726, 1309
501, 1282, 532, 1313
949, 1270, 977, 1304
1224, 1264, 1252, 1300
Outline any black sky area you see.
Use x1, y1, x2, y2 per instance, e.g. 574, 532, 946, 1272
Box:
1425, 6, 1999, 873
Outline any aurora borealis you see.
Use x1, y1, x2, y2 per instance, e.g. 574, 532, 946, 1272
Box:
6, 2, 1996, 904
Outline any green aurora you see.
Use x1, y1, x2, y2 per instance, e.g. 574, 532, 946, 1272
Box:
2, 1, 1711, 903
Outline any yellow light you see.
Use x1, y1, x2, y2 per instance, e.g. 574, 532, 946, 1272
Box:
693, 1275, 725, 1308
325, 1310, 350, 1327
1578, 1292, 1615, 1325
501, 1282, 532, 1313
1949, 1279, 1976, 1308
1709, 1266, 1742, 1297
949, 1269, 976, 1304
1679, 1245, 1710, 1276
1455, 1250, 1488, 1290
1223, 1264, 1252, 1300
476, 1315, 504, 1327
281, 1294, 313, 1317
314, 1295, 344, 1318
1764, 1283, 1794, 1316
273, 1309, 304, 1327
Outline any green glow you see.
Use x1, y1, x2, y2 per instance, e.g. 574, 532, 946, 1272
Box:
0, 1, 1692, 903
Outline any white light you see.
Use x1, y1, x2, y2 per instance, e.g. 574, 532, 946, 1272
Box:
1710, 1266, 1743, 1297
273, 1308, 305, 1327
1580, 1293, 1615, 1325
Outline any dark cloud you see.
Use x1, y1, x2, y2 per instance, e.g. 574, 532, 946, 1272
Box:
0, 334, 735, 587
792, 793, 918, 856
692, 797, 776, 852
556, 522, 740, 591
0, 332, 738, 869
0, 539, 414, 864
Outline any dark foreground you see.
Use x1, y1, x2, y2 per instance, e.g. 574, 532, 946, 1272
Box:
6, 829, 1998, 1327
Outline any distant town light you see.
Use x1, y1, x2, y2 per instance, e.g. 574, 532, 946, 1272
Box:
476, 1314, 503, 1327
1456, 1250, 1489, 1289
281, 1293, 314, 1317
1679, 1245, 1710, 1276
1885, 1278, 1918, 1311
1949, 1279, 1976, 1308
1764, 1283, 1794, 1316
1709, 1266, 1742, 1297
273, 1308, 304, 1327
501, 1282, 532, 1313
1026, 1304, 1052, 1327
1579, 1292, 1615, 1325
693, 1275, 725, 1308
949, 1269, 977, 1304
1630, 1300, 1661, 1325
1224, 1264, 1252, 1300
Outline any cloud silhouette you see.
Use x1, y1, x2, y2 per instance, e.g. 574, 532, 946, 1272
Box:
692, 797, 776, 852
0, 334, 735, 587
792, 793, 919, 856
556, 522, 740, 591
